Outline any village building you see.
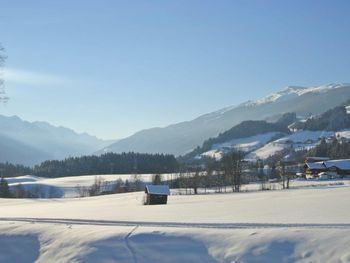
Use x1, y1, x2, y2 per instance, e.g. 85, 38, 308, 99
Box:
304, 162, 327, 176
323, 159, 350, 176
304, 159, 350, 177
144, 185, 170, 205
305, 157, 330, 163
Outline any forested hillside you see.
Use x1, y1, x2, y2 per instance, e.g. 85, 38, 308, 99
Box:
185, 113, 295, 159
291, 99, 350, 131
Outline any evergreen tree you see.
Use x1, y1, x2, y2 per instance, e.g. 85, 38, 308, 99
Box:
152, 174, 162, 185
0, 177, 11, 198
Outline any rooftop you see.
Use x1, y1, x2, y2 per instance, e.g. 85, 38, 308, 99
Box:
145, 185, 170, 195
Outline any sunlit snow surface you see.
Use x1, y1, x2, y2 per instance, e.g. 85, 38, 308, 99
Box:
1, 177, 350, 262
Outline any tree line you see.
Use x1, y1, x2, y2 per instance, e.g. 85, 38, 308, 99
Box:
1, 152, 179, 178
0, 162, 32, 177
306, 137, 350, 160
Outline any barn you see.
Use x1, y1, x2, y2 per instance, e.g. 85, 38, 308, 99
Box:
144, 185, 170, 205
304, 159, 350, 177
304, 162, 327, 176
323, 159, 350, 176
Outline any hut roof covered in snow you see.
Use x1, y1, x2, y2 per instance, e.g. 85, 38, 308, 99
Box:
145, 185, 170, 195
324, 159, 350, 170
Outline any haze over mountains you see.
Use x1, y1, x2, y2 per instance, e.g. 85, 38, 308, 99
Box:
1, 83, 350, 166
0, 115, 113, 166
100, 83, 350, 156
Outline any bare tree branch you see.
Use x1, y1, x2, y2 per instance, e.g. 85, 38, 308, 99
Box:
0, 43, 9, 103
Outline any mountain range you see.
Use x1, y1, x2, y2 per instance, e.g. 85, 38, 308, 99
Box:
1, 83, 350, 166
0, 115, 113, 166
99, 83, 350, 156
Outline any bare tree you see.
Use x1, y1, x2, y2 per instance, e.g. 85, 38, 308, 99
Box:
0, 44, 8, 103
89, 176, 104, 196
222, 151, 243, 192
278, 161, 292, 189
152, 174, 162, 185
190, 169, 200, 194
131, 174, 144, 191
75, 184, 89, 197
112, 178, 125, 193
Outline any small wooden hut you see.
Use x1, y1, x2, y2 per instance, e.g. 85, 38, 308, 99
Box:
144, 185, 170, 205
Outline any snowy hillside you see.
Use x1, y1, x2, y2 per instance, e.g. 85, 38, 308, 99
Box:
200, 128, 350, 161
201, 132, 283, 160
247, 130, 336, 160
246, 83, 348, 106
1, 182, 350, 262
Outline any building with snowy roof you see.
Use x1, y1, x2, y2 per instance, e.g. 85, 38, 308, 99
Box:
304, 162, 327, 175
144, 185, 170, 205
304, 159, 350, 177
323, 159, 350, 175
305, 157, 330, 163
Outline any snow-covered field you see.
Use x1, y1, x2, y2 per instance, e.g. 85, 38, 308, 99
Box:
1, 177, 350, 262
6, 174, 174, 197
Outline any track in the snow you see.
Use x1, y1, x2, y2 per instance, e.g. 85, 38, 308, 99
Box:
0, 217, 350, 230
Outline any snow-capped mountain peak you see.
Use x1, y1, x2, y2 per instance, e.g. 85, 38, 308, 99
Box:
250, 83, 349, 106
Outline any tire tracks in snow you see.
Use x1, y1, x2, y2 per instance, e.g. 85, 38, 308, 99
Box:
124, 226, 138, 263
1, 217, 350, 230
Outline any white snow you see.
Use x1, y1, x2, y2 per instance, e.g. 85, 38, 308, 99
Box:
202, 132, 282, 160
247, 83, 349, 106
275, 130, 334, 143
6, 174, 175, 198
203, 129, 350, 161
248, 130, 335, 160
336, 129, 350, 139
201, 149, 224, 160
1, 180, 350, 262
214, 132, 281, 151
247, 142, 285, 160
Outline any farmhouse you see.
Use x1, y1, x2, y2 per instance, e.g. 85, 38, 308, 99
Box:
305, 157, 330, 163
144, 185, 170, 205
304, 162, 327, 176
304, 159, 350, 177
323, 159, 350, 176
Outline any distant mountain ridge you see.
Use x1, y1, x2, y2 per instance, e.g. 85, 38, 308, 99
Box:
0, 115, 113, 166
99, 83, 350, 156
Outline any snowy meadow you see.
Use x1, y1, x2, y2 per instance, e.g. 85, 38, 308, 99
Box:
1, 175, 350, 262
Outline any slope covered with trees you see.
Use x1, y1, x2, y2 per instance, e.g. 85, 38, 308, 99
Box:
291, 99, 350, 131
184, 113, 295, 159
306, 138, 350, 160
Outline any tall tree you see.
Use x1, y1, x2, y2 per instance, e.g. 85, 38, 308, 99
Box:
0, 177, 11, 198
221, 151, 244, 192
152, 174, 162, 185
0, 43, 8, 103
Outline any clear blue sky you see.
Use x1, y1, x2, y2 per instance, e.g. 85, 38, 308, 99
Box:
1, 0, 350, 139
